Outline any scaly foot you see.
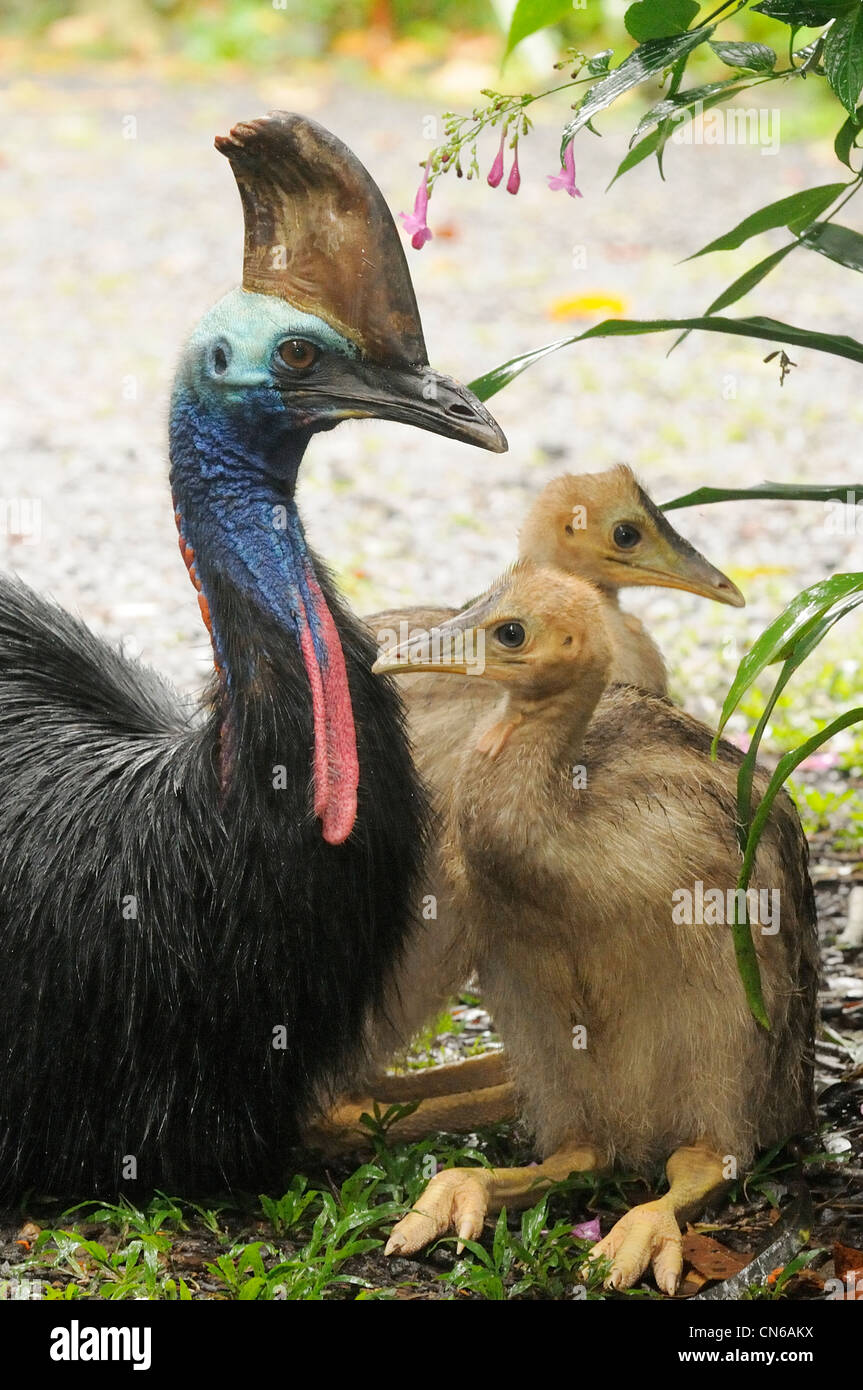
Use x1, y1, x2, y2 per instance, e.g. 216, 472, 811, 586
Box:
584, 1197, 683, 1295
385, 1168, 493, 1256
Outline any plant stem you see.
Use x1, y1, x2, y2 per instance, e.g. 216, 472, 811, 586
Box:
701, 0, 747, 27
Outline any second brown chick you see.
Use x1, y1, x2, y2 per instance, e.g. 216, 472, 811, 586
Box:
358, 467, 744, 1070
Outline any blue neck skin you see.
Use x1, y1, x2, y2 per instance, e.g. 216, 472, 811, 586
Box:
169, 387, 329, 686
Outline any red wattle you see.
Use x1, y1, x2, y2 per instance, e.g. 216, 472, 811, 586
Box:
296, 579, 359, 845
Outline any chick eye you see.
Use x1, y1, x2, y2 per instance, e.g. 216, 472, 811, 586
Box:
613, 522, 641, 549
277, 338, 320, 372
495, 621, 526, 649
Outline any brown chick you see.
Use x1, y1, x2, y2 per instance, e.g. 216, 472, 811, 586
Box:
351, 468, 744, 1082
373, 563, 817, 1294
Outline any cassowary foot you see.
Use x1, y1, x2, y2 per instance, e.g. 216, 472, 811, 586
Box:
385, 1167, 493, 1256
306, 1082, 516, 1155
584, 1197, 683, 1295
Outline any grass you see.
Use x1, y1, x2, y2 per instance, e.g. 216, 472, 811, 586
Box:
2, 1108, 671, 1302
7, 1114, 845, 1301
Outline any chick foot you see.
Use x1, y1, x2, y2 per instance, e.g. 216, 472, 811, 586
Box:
585, 1197, 683, 1294
386, 1141, 602, 1257
385, 1168, 493, 1255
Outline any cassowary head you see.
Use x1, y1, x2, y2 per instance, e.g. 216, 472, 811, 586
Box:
174, 112, 506, 473
169, 113, 506, 847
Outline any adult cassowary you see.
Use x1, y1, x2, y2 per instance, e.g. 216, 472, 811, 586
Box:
0, 113, 506, 1199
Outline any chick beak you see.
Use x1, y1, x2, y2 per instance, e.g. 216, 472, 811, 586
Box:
322, 361, 508, 453
621, 535, 745, 608
373, 612, 487, 678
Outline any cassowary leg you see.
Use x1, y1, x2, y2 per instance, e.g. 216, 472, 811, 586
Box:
384, 1140, 602, 1256
306, 1081, 516, 1154
364, 1050, 508, 1102
584, 1143, 728, 1295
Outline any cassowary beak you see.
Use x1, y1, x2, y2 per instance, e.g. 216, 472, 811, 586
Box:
288, 360, 507, 452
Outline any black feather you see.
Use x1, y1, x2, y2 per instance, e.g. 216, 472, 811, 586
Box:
0, 562, 426, 1198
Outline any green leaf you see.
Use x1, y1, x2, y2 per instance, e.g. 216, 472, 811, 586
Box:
710, 39, 777, 68
467, 315, 863, 401
742, 707, 863, 891
824, 6, 863, 112
720, 576, 863, 1025
686, 183, 848, 258
834, 102, 863, 164
730, 895, 770, 1030
772, 1248, 825, 1292
561, 26, 714, 148
492, 1207, 510, 1266
608, 126, 664, 185
521, 1198, 550, 1248
624, 0, 700, 41
751, 0, 856, 24
703, 243, 796, 315
712, 574, 863, 744
653, 118, 678, 179
661, 481, 863, 510
733, 602, 859, 853
632, 80, 751, 140
800, 219, 863, 270
503, 0, 573, 59
452, 1236, 493, 1266
587, 48, 613, 75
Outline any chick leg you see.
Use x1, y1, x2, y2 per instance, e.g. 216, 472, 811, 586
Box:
385, 1140, 602, 1256
365, 1051, 509, 1102
306, 1081, 515, 1155
585, 1144, 728, 1295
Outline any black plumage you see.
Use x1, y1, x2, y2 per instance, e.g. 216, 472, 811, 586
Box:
0, 565, 423, 1196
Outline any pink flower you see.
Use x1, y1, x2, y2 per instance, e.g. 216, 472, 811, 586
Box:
487, 131, 505, 188
571, 1217, 601, 1243
399, 164, 433, 250
506, 141, 521, 195
547, 139, 583, 199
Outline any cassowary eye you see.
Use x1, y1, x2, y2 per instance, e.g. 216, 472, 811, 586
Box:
277, 339, 320, 373
495, 621, 526, 649
613, 522, 641, 549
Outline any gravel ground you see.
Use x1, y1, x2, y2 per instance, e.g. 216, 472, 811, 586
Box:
1, 69, 861, 729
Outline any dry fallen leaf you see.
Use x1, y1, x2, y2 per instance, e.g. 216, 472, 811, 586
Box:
682, 1228, 751, 1282
834, 1241, 863, 1298
677, 1269, 709, 1298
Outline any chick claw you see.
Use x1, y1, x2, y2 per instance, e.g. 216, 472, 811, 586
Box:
583, 1198, 683, 1295
385, 1168, 492, 1257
